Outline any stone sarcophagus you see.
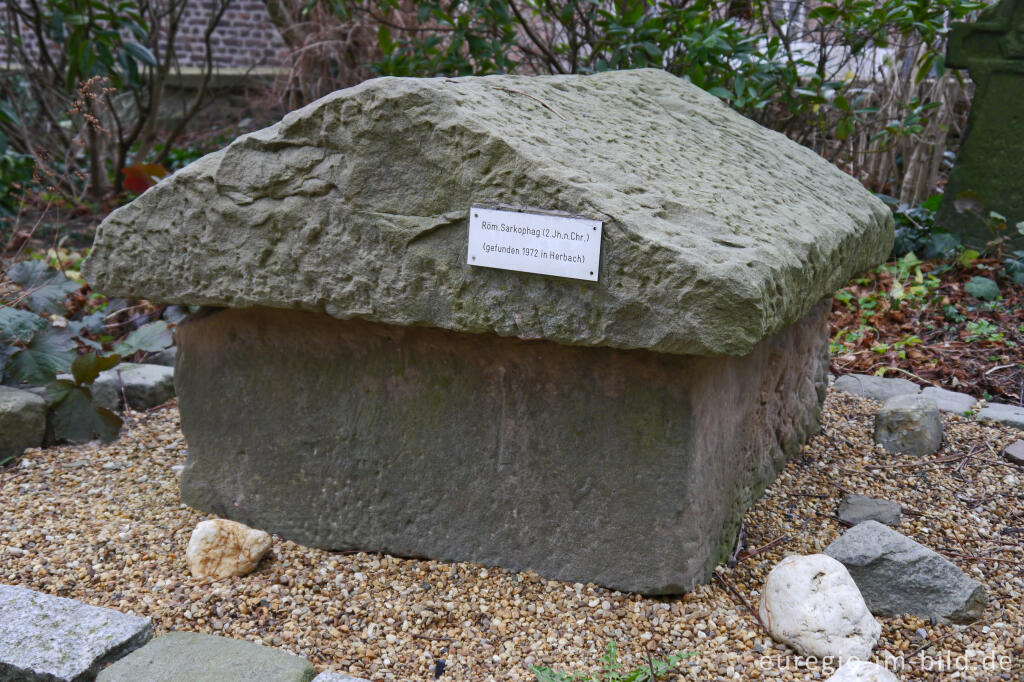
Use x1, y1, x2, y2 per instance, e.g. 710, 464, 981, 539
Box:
83, 69, 892, 594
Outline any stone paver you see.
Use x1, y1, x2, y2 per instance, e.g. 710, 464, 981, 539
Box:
920, 386, 977, 414
1004, 439, 1024, 466
0, 584, 152, 682
977, 402, 1024, 430
837, 494, 901, 526
833, 374, 920, 402
96, 632, 316, 682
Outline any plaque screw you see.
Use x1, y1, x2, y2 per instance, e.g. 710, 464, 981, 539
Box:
474, 213, 478, 218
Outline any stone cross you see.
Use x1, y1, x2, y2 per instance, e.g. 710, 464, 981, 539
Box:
937, 0, 1024, 245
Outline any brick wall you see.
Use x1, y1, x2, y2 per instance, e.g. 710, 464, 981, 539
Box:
175, 0, 289, 68
1, 0, 289, 70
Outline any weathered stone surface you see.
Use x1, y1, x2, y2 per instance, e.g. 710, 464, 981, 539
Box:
0, 386, 46, 461
96, 632, 315, 682
0, 583, 152, 681
178, 301, 830, 594
92, 363, 175, 412
873, 394, 943, 456
824, 521, 987, 624
920, 386, 977, 414
311, 674, 370, 682
145, 347, 177, 367
186, 519, 272, 580
937, 0, 1024, 247
977, 401, 1024, 429
833, 374, 920, 402
825, 661, 899, 682
83, 69, 891, 358
837, 494, 901, 527
1004, 439, 1024, 465
758, 554, 880, 663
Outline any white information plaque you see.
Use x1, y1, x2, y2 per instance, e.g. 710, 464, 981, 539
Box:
467, 206, 603, 281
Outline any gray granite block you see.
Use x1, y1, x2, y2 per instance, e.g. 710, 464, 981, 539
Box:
824, 521, 987, 624
92, 363, 175, 412
0, 584, 152, 682
0, 386, 46, 461
96, 632, 316, 682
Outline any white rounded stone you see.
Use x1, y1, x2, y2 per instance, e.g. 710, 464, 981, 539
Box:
759, 554, 880, 663
186, 519, 272, 580
826, 660, 900, 681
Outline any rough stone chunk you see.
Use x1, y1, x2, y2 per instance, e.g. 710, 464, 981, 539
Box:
825, 660, 899, 681
873, 394, 943, 456
92, 363, 175, 412
1004, 439, 1024, 466
977, 402, 1024, 429
96, 632, 315, 682
186, 519, 272, 580
837, 494, 901, 527
758, 554, 880, 663
0, 386, 46, 461
144, 347, 177, 367
82, 69, 892, 358
833, 374, 920, 402
0, 584, 152, 681
824, 520, 987, 624
920, 386, 976, 414
312, 674, 371, 682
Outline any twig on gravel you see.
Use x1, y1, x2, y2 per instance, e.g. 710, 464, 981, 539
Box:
712, 570, 768, 635
939, 551, 1024, 565
411, 633, 453, 642
735, 535, 791, 564
906, 615, 997, 660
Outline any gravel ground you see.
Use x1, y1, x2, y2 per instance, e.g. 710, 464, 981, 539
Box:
1, 389, 1022, 681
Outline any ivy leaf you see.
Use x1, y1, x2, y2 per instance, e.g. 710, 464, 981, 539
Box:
964, 276, 1000, 301
5, 326, 75, 384
114, 320, 172, 355
71, 351, 121, 386
0, 306, 47, 343
5, 260, 81, 314
48, 381, 122, 443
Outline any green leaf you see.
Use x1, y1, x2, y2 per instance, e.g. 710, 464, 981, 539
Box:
958, 248, 980, 267
5, 260, 81, 314
6, 326, 75, 385
0, 306, 47, 343
377, 25, 394, 55
49, 383, 122, 443
71, 351, 121, 386
122, 41, 157, 67
964, 276, 1000, 301
114, 320, 173, 355
0, 100, 21, 126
